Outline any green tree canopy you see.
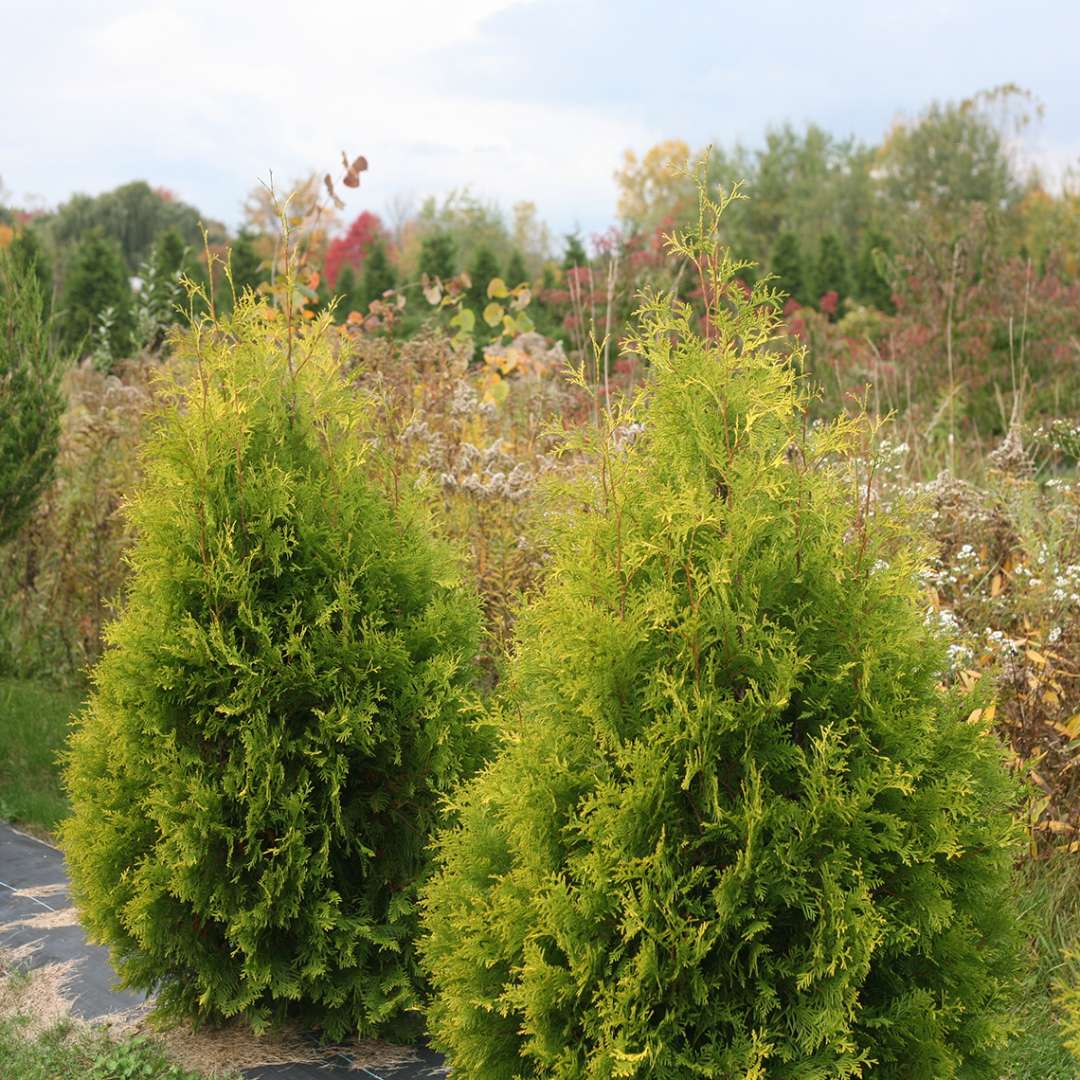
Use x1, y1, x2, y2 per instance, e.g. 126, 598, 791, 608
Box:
46, 181, 222, 273
877, 88, 1028, 218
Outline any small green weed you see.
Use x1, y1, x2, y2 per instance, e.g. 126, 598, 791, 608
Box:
90, 1034, 206, 1079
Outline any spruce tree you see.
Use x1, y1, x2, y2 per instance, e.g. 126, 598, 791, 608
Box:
468, 245, 501, 304
334, 263, 362, 317
151, 226, 188, 282
230, 229, 265, 297
771, 230, 805, 306
0, 247, 65, 545
58, 228, 135, 360
854, 229, 895, 313
419, 230, 457, 282
812, 232, 849, 313
420, 185, 1021, 1079
362, 237, 396, 303
63, 291, 484, 1038
506, 249, 529, 289
562, 231, 588, 271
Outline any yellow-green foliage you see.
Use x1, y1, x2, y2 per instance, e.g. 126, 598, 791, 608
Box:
1058, 951, 1080, 1064
419, 185, 1023, 1078
62, 294, 483, 1038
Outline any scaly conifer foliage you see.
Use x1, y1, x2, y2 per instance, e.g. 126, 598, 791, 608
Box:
420, 182, 1022, 1079
62, 278, 484, 1039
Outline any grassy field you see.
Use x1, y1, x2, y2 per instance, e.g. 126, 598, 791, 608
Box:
0, 674, 1076, 1074
0, 677, 81, 834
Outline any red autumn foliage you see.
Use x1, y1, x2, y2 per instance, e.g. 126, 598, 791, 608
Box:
324, 210, 384, 288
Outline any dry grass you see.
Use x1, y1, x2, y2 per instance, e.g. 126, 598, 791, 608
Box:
0, 945, 427, 1077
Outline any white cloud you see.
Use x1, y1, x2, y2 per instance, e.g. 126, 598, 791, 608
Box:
1, 0, 651, 232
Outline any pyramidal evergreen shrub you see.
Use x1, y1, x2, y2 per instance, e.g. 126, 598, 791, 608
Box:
0, 246, 65, 546
420, 184, 1022, 1079
62, 284, 484, 1039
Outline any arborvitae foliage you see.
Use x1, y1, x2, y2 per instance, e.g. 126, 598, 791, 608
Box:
0, 247, 65, 545
854, 229, 895, 313
58, 228, 135, 359
362, 237, 396, 303
62, 288, 484, 1039
506, 249, 529, 289
771, 230, 805, 306
562, 232, 588, 271
420, 184, 1022, 1079
812, 231, 850, 312
419, 230, 457, 282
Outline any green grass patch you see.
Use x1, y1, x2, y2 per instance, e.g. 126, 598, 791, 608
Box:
0, 677, 81, 833
1001, 853, 1080, 1078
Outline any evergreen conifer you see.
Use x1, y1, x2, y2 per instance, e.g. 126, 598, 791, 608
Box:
8, 226, 53, 313
334, 264, 362, 317
468, 245, 501, 304
562, 232, 588, 271
506, 249, 529, 289
58, 229, 135, 359
771, 230, 805, 306
812, 232, 849, 313
420, 185, 1021, 1079
63, 292, 484, 1038
419, 231, 457, 282
230, 229, 265, 297
854, 230, 895, 313
362, 238, 396, 303
151, 226, 188, 282
0, 247, 65, 545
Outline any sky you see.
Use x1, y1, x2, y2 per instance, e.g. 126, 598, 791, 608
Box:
2, 0, 1078, 241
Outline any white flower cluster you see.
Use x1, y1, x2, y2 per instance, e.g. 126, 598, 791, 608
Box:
873, 438, 910, 482
924, 606, 975, 672
985, 628, 1023, 656
1050, 563, 1080, 608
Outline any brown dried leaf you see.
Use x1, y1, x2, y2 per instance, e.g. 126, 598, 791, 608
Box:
342, 152, 369, 188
